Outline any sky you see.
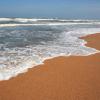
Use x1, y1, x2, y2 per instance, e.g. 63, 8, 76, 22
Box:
0, 0, 100, 19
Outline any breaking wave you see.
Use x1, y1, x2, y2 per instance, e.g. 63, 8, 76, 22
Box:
0, 18, 100, 27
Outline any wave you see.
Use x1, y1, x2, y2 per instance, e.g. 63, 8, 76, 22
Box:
0, 18, 100, 26
0, 22, 100, 27
0, 18, 100, 28
0, 23, 92, 27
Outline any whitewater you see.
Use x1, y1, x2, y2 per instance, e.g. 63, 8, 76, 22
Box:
0, 18, 100, 80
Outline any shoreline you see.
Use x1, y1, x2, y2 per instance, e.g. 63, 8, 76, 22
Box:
81, 33, 100, 50
0, 33, 100, 81
0, 33, 100, 100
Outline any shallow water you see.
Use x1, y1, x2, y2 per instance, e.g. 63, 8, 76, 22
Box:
0, 18, 100, 80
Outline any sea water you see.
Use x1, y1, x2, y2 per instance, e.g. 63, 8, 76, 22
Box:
0, 18, 100, 80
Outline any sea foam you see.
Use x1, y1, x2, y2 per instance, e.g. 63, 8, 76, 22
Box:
0, 18, 100, 80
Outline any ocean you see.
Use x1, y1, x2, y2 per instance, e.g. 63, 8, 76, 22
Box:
0, 18, 100, 80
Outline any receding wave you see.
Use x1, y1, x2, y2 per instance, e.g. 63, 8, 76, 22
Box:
0, 18, 100, 80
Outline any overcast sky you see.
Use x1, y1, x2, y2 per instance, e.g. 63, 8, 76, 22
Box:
0, 0, 100, 19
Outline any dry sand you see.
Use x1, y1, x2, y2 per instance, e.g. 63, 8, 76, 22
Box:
0, 33, 100, 100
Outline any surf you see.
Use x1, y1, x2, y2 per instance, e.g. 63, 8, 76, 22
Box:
0, 18, 100, 80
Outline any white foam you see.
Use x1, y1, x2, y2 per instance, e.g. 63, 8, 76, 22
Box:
0, 58, 43, 80
0, 24, 34, 27
0, 18, 12, 21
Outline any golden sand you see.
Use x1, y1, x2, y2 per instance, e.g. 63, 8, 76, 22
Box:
0, 33, 100, 100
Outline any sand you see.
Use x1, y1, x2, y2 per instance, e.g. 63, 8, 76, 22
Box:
0, 33, 100, 100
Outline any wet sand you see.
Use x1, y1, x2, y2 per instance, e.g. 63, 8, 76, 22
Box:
0, 33, 100, 100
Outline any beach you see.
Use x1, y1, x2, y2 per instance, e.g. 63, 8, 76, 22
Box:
0, 33, 100, 100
